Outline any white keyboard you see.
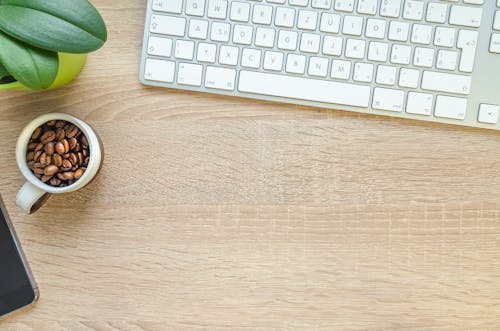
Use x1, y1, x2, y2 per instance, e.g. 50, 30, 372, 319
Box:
140, 0, 500, 130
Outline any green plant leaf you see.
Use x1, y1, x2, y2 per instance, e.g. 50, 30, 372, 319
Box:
0, 62, 9, 79
0, 31, 58, 89
0, 0, 107, 53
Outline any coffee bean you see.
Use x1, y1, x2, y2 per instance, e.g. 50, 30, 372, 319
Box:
34, 150, 43, 162
50, 177, 61, 186
35, 173, 42, 179
39, 152, 48, 166
46, 120, 57, 127
34, 143, 44, 152
31, 127, 42, 140
55, 121, 65, 128
84, 156, 90, 166
40, 130, 56, 144
27, 142, 38, 150
77, 152, 84, 165
41, 175, 53, 183
55, 142, 64, 155
74, 168, 85, 180
61, 159, 72, 171
69, 137, 78, 151
61, 139, 70, 153
27, 161, 35, 170
44, 165, 59, 176
80, 135, 89, 148
74, 142, 81, 152
61, 172, 75, 181
56, 128, 65, 141
69, 153, 78, 165
44, 142, 55, 155
52, 154, 63, 167
27, 152, 35, 161
66, 125, 79, 138
33, 163, 45, 175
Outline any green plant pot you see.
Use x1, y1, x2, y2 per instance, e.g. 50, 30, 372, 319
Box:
0, 52, 87, 91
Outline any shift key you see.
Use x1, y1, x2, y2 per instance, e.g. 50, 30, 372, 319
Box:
421, 71, 471, 95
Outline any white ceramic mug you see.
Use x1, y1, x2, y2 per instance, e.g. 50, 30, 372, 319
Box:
16, 113, 103, 214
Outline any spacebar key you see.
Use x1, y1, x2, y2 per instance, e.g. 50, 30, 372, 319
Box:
238, 71, 371, 108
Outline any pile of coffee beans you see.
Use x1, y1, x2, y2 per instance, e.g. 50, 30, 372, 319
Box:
26, 120, 90, 187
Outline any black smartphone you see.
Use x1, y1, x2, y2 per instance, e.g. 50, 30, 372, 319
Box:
0, 195, 38, 318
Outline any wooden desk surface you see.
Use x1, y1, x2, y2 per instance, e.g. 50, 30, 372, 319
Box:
1, 1, 500, 330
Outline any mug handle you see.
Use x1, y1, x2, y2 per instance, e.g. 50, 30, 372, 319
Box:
16, 182, 51, 214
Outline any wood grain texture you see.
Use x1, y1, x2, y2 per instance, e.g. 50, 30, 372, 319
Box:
1, 1, 500, 330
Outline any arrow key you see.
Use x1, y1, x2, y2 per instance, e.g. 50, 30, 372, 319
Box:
478, 104, 500, 124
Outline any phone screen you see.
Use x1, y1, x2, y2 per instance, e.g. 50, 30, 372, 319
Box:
0, 202, 37, 317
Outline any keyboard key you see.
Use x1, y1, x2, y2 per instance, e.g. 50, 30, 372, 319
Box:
152, 0, 183, 13
403, 0, 424, 21
298, 10, 318, 30
278, 30, 298, 50
205, 66, 236, 90
406, 92, 433, 116
434, 95, 467, 120
331, 60, 352, 80
241, 48, 262, 68
357, 0, 378, 15
230, 2, 251, 22
434, 27, 455, 48
380, 0, 402, 18
335, 0, 355, 12
312, 0, 332, 9
365, 19, 387, 39
388, 21, 409, 41
411, 24, 432, 44
343, 15, 363, 36
308, 57, 329, 77
323, 36, 343, 56
353, 63, 374, 82
289, 0, 309, 6
457, 30, 478, 72
219, 45, 239, 65
147, 36, 173, 57
186, 0, 206, 16
275, 7, 295, 28
210, 22, 230, 42
376, 65, 396, 85
320, 13, 341, 33
255, 28, 276, 47
300, 33, 321, 53
399, 68, 419, 88
390, 44, 411, 64
175, 40, 195, 60
263, 51, 284, 71
413, 47, 434, 67
144, 59, 175, 82
436, 50, 458, 71
372, 87, 404, 112
150, 15, 186, 37
207, 0, 228, 19
421, 71, 471, 95
490, 33, 500, 54
368, 42, 389, 62
177, 63, 203, 86
286, 54, 307, 74
233, 25, 253, 45
478, 104, 500, 124
345, 39, 366, 59
197, 43, 217, 62
188, 19, 209, 39
449, 5, 482, 28
426, 2, 447, 23
238, 71, 371, 107
253, 4, 273, 24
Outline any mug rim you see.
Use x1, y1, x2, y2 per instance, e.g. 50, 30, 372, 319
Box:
16, 113, 100, 194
